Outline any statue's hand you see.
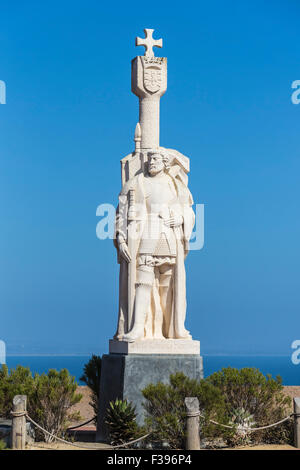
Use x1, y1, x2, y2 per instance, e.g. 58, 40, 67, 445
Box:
118, 241, 131, 263
164, 214, 183, 228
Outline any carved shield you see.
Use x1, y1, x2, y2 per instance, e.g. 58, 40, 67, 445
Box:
144, 68, 161, 93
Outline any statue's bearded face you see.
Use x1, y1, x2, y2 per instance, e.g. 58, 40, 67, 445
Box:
148, 153, 165, 175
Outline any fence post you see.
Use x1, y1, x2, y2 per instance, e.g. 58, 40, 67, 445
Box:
294, 397, 300, 449
11, 395, 27, 450
185, 397, 200, 450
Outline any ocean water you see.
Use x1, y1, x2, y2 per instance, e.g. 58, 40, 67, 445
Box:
3, 355, 300, 386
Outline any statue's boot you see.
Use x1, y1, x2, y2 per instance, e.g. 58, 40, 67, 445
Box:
175, 332, 192, 340
122, 284, 151, 342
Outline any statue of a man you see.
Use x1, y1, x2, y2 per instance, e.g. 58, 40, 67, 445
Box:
114, 149, 195, 342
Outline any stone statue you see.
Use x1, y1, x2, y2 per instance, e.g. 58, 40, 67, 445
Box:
111, 29, 196, 345
114, 149, 195, 342
97, 29, 203, 442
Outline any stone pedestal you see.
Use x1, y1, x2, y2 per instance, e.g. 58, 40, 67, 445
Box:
96, 346, 203, 442
109, 338, 200, 355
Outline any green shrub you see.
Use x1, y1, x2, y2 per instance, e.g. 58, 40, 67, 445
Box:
80, 355, 101, 421
0, 439, 7, 450
141, 368, 293, 448
0, 365, 82, 443
206, 367, 293, 445
142, 372, 229, 449
105, 399, 144, 446
31, 369, 82, 442
0, 365, 35, 418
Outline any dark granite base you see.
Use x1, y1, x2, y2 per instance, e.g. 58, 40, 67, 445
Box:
96, 353, 203, 442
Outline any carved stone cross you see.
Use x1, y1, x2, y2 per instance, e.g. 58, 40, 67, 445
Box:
135, 29, 163, 58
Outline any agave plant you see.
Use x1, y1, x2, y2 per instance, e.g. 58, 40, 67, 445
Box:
105, 399, 140, 445
228, 407, 256, 443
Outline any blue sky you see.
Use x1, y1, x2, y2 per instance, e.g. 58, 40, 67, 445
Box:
0, 0, 299, 355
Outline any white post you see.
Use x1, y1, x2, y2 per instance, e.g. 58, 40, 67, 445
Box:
185, 397, 200, 450
11, 395, 27, 450
294, 397, 300, 449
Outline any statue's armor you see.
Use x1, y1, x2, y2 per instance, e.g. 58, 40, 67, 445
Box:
138, 174, 178, 258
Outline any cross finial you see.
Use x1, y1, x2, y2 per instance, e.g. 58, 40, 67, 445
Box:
135, 29, 163, 58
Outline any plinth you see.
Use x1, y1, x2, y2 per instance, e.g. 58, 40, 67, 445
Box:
96, 339, 203, 442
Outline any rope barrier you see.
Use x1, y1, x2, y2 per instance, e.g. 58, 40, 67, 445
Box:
9, 408, 295, 449
209, 420, 234, 430
108, 432, 151, 449
10, 410, 27, 417
186, 411, 200, 418
209, 414, 293, 432
26, 412, 292, 449
10, 410, 96, 431
67, 417, 96, 430
25, 414, 150, 450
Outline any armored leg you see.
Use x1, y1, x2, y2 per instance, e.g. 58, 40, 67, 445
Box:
158, 264, 174, 338
122, 264, 154, 342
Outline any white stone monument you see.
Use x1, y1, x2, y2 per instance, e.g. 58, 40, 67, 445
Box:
96, 29, 203, 441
